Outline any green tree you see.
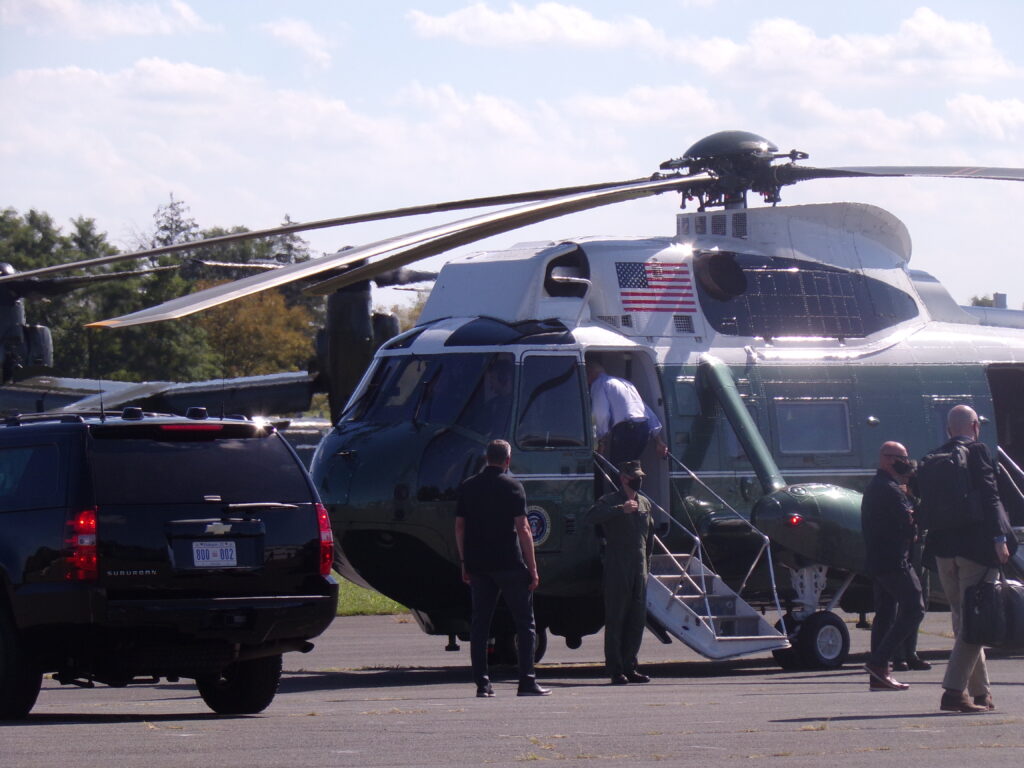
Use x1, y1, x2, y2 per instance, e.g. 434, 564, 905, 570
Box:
197, 283, 314, 377
970, 295, 995, 307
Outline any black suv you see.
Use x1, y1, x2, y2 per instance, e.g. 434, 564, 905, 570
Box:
0, 409, 338, 718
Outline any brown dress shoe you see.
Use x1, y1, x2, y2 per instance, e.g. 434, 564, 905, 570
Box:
973, 693, 995, 710
940, 689, 987, 713
865, 663, 909, 691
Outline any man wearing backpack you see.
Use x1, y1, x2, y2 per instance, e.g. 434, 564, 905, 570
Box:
921, 405, 1016, 713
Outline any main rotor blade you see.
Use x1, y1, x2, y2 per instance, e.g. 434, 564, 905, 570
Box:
0, 177, 648, 285
88, 174, 709, 328
777, 164, 1024, 184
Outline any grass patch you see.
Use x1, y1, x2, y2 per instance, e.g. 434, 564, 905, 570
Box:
336, 576, 408, 616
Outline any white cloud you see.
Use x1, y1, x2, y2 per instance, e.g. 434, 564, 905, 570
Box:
947, 94, 1024, 141
407, 4, 1019, 86
0, 0, 210, 38
260, 18, 333, 70
407, 2, 662, 48
566, 85, 724, 125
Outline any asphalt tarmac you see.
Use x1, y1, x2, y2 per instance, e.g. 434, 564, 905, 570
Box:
4, 611, 1022, 767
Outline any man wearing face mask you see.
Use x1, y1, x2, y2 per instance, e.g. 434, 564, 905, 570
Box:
861, 441, 926, 692
588, 460, 654, 685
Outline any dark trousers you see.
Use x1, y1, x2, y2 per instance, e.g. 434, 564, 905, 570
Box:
869, 564, 925, 668
469, 568, 537, 686
608, 419, 652, 466
603, 556, 647, 677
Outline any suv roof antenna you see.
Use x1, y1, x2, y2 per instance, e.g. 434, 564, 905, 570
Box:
88, 329, 106, 423
98, 373, 106, 423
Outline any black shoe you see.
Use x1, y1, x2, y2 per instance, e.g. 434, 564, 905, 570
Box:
476, 682, 495, 698
610, 674, 629, 685
907, 656, 932, 671
626, 671, 650, 683
891, 660, 909, 672
517, 681, 551, 697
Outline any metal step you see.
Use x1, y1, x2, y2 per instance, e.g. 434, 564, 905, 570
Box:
646, 543, 789, 660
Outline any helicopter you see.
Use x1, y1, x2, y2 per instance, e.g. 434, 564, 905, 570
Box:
4, 129, 1024, 670
0, 256, 432, 421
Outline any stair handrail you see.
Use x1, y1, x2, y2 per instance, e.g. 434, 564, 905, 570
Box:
648, 532, 719, 636
593, 450, 721, 637
666, 451, 787, 626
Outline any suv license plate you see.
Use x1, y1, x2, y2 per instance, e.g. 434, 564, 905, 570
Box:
193, 540, 238, 567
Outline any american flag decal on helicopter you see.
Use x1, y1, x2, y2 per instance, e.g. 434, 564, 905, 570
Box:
615, 261, 696, 313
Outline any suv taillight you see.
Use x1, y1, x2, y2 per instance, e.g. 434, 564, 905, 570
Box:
316, 503, 334, 577
66, 507, 98, 581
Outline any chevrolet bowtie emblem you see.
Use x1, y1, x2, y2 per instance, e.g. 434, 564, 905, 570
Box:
204, 522, 233, 535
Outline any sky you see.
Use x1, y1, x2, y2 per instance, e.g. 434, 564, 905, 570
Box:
2, 0, 1024, 312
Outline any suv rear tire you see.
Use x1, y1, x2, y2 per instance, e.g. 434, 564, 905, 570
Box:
195, 654, 283, 715
0, 607, 43, 719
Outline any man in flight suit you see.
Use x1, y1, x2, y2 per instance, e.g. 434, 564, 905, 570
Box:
589, 460, 654, 685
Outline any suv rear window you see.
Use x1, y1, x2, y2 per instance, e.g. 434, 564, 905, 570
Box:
0, 443, 62, 510
88, 423, 312, 505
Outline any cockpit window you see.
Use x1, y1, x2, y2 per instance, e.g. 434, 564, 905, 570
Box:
695, 252, 918, 338
456, 354, 515, 437
516, 355, 587, 448
341, 354, 495, 428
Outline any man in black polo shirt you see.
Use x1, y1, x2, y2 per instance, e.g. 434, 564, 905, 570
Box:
455, 439, 550, 698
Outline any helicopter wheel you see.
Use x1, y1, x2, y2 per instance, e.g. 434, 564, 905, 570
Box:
491, 626, 548, 666
794, 611, 850, 670
771, 613, 803, 671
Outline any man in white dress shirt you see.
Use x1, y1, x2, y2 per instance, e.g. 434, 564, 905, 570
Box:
586, 356, 667, 467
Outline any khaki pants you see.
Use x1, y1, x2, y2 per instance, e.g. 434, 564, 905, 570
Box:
935, 555, 993, 696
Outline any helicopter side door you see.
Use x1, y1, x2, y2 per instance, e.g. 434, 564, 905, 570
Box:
510, 351, 600, 596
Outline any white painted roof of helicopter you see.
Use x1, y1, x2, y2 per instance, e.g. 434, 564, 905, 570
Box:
405, 201, 1024, 367
420, 202, 917, 329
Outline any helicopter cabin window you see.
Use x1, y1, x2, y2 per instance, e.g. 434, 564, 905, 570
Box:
694, 252, 918, 338
774, 400, 851, 454
516, 356, 587, 449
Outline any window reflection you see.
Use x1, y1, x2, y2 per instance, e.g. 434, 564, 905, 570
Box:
696, 252, 918, 338
457, 354, 515, 438
775, 400, 851, 454
342, 354, 493, 428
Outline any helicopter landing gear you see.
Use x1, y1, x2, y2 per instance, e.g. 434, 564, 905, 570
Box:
773, 610, 851, 670
772, 565, 853, 670
490, 626, 548, 666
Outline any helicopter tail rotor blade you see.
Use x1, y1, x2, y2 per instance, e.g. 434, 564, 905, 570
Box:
88, 174, 712, 328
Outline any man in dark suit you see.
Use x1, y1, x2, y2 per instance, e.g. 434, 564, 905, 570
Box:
926, 404, 1017, 713
861, 441, 925, 692
455, 439, 550, 698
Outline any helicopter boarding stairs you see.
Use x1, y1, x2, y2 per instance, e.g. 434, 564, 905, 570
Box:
644, 508, 789, 660
596, 454, 789, 661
